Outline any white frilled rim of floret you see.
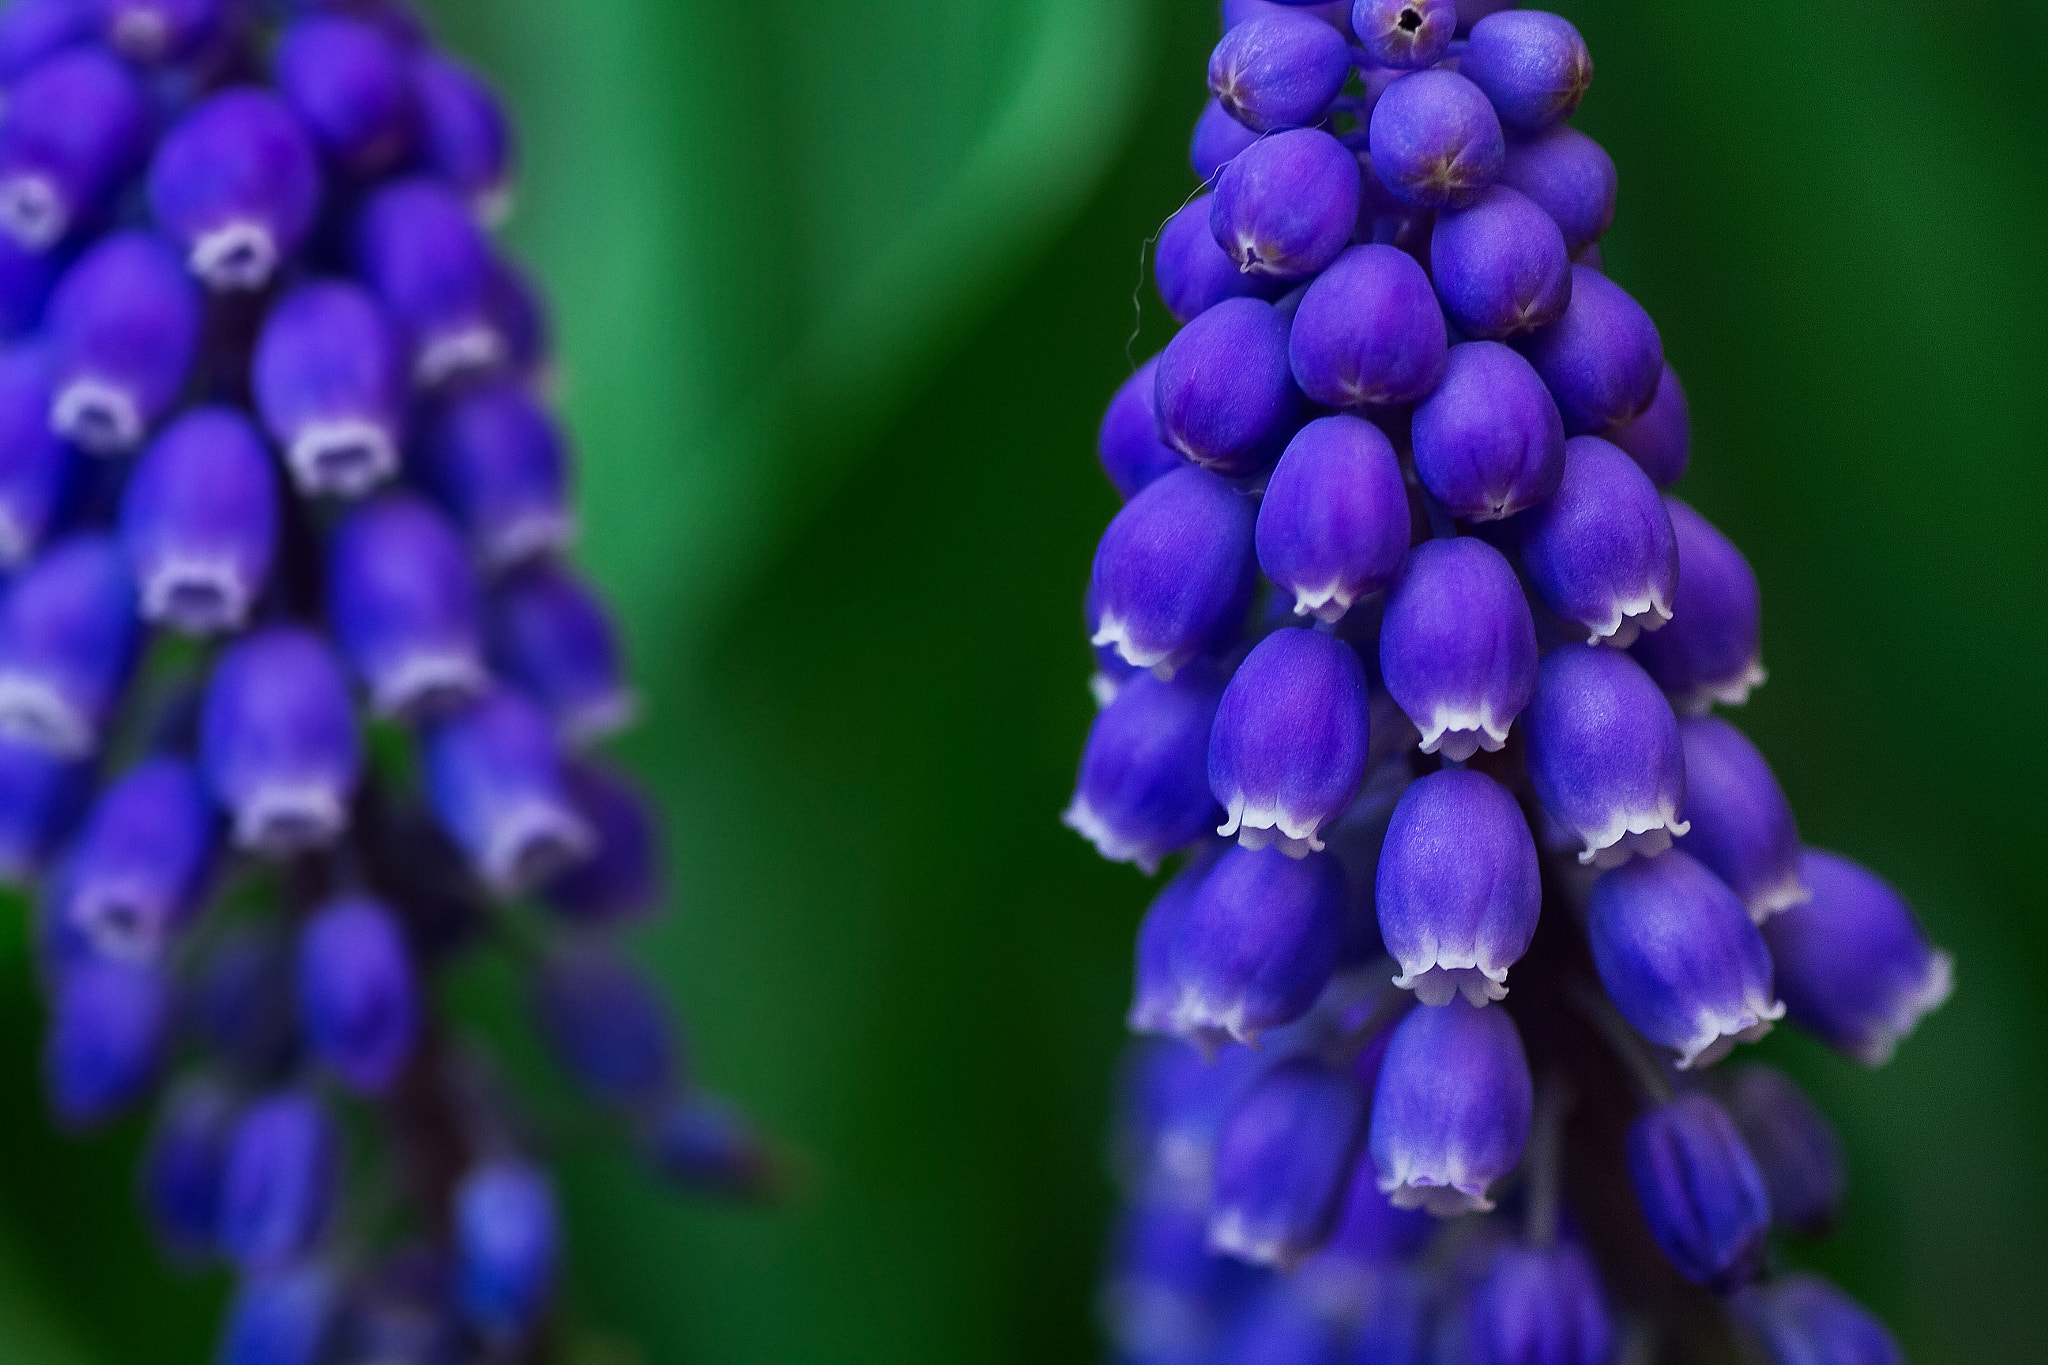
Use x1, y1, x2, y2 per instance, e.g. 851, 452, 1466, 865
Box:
1061, 794, 1173, 878
1852, 949, 1956, 1068
1416, 699, 1513, 763
1577, 799, 1690, 869
1674, 992, 1786, 1071
1289, 577, 1362, 626
1393, 958, 1512, 1009
1377, 1157, 1498, 1218
1090, 611, 1188, 682
1585, 587, 1675, 649
1670, 657, 1768, 717
1745, 870, 1813, 926
1218, 792, 1327, 859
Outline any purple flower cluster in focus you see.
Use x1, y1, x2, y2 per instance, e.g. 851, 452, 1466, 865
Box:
0, 1, 770, 1359
1073, 3, 1949, 1361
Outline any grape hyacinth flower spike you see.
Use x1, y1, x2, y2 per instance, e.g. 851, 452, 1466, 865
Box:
0, 7, 771, 1357
1074, 7, 1948, 1357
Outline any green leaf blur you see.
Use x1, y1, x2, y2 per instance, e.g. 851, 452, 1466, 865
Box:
0, 2, 2040, 1361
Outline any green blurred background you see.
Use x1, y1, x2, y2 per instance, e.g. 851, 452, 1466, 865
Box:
0, 1, 2044, 1360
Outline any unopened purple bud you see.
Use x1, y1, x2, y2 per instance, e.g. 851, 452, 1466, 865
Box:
354, 177, 506, 387
46, 957, 169, 1126
1128, 852, 1215, 1035
217, 1091, 340, 1273
1518, 266, 1663, 436
1089, 466, 1256, 677
99, 0, 222, 64
1288, 243, 1448, 408
1155, 297, 1300, 478
1730, 1274, 1903, 1365
1763, 850, 1953, 1067
423, 689, 595, 894
1370, 996, 1532, 1214
1097, 355, 1186, 501
297, 894, 418, 1095
0, 47, 146, 250
485, 253, 552, 382
1516, 435, 1677, 646
488, 560, 633, 744
119, 407, 280, 635
418, 378, 573, 569
1626, 1094, 1770, 1290
1367, 68, 1504, 208
328, 494, 489, 720
1168, 844, 1343, 1045
0, 344, 73, 565
412, 51, 514, 222
1223, 0, 1355, 32
533, 948, 678, 1108
199, 627, 362, 856
0, 230, 58, 335
1498, 124, 1616, 258
650, 1092, 779, 1200
1066, 668, 1224, 874
0, 734, 85, 882
0, 0, 96, 82
57, 756, 213, 962
1191, 95, 1260, 183
1721, 1064, 1845, 1237
46, 231, 202, 453
1526, 645, 1688, 866
1376, 768, 1538, 1006
252, 280, 406, 498
0, 533, 139, 756
1608, 362, 1690, 488
275, 14, 414, 175
1459, 11, 1592, 133
1256, 416, 1410, 623
1589, 851, 1783, 1069
1630, 498, 1764, 713
148, 89, 321, 291
1156, 193, 1286, 324
1211, 128, 1361, 279
141, 1080, 235, 1260
1208, 11, 1351, 132
1430, 185, 1571, 338
1465, 1242, 1614, 1365
1209, 1057, 1367, 1267
1210, 628, 1368, 856
218, 1268, 337, 1365
455, 1161, 559, 1342
1379, 537, 1538, 759
541, 762, 664, 926
1354, 0, 1455, 70
1676, 715, 1805, 924
1411, 341, 1566, 520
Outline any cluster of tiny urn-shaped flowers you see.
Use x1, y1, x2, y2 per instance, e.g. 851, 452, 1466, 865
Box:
1070, 2, 1951, 1361
0, 1, 768, 1361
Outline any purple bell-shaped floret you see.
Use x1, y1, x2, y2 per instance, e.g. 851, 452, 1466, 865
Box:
412, 50, 516, 223
354, 177, 506, 387
0, 533, 140, 756
1376, 768, 1540, 1007
119, 407, 281, 636
216, 1091, 341, 1273
1370, 996, 1532, 1214
1207, 10, 1351, 132
1625, 1094, 1771, 1291
1588, 851, 1783, 1069
252, 280, 408, 498
1366, 68, 1505, 209
1518, 266, 1663, 436
0, 343, 74, 566
1288, 244, 1449, 409
297, 894, 420, 1095
1411, 341, 1566, 521
1463, 1241, 1614, 1365
1255, 416, 1411, 624
274, 14, 416, 176
0, 0, 98, 83
455, 1160, 560, 1343
1211, 127, 1362, 280
1730, 1274, 1904, 1365
488, 560, 636, 745
1096, 355, 1186, 500
1210, 628, 1369, 857
1631, 497, 1765, 713
1168, 844, 1344, 1046
1209, 1056, 1368, 1267
1089, 465, 1256, 678
1459, 11, 1594, 133
99, 0, 224, 66
423, 688, 595, 894
1721, 1063, 1845, 1237
1155, 296, 1300, 477
541, 762, 665, 926
1354, 0, 1455, 70
1156, 192, 1287, 324
532, 947, 680, 1109
140, 1079, 236, 1260
1191, 95, 1259, 183
417, 377, 574, 569
46, 231, 203, 454
199, 626, 363, 856
1498, 124, 1616, 258
1515, 435, 1677, 647
1762, 849, 1953, 1066
0, 47, 146, 251
1676, 715, 1807, 924
148, 89, 323, 291
54, 756, 213, 963
1525, 644, 1689, 867
1065, 667, 1224, 875
217, 1269, 337, 1365
1609, 362, 1690, 488
1430, 186, 1573, 339
1127, 851, 1215, 1036
45, 956, 169, 1127
328, 493, 491, 720
0, 735, 86, 883
1379, 537, 1538, 760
